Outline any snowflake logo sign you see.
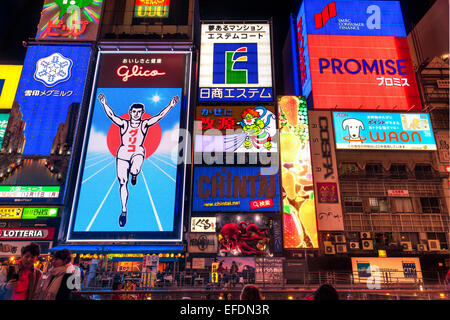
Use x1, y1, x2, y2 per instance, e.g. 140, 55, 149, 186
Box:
33, 53, 74, 87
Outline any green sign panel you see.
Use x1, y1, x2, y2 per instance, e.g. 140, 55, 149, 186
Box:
22, 208, 59, 219
0, 186, 60, 198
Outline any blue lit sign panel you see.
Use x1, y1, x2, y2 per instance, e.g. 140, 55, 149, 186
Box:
301, 0, 406, 37
192, 166, 281, 212
295, 3, 312, 98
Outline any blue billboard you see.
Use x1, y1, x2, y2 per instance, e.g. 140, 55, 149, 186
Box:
15, 44, 91, 155
332, 112, 437, 150
68, 52, 191, 242
0, 44, 92, 204
300, 0, 406, 37
192, 166, 281, 212
295, 4, 312, 98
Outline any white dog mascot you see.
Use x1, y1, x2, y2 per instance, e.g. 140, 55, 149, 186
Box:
342, 118, 365, 145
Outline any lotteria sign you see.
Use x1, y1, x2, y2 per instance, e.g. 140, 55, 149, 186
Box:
0, 227, 55, 240
300, 0, 406, 37
192, 166, 281, 212
332, 112, 437, 150
306, 35, 422, 110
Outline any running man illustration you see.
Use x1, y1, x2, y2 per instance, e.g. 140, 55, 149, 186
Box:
97, 93, 180, 227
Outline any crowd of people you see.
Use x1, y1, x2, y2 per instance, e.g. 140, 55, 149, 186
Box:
0, 242, 343, 300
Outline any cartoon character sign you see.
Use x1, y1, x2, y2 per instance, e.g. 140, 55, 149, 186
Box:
238, 107, 276, 151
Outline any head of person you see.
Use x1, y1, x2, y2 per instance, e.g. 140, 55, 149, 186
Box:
20, 243, 40, 269
129, 103, 145, 121
112, 282, 123, 291
313, 284, 339, 300
51, 249, 72, 268
240, 284, 263, 300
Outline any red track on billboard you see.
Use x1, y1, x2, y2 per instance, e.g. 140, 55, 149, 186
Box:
308, 35, 422, 111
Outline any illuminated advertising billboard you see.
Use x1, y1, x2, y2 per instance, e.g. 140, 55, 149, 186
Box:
217, 214, 273, 257
332, 112, 437, 150
300, 0, 406, 37
68, 51, 191, 242
0, 114, 9, 146
134, 0, 170, 18
36, 0, 104, 41
0, 227, 55, 241
0, 241, 52, 257
296, 4, 312, 98
278, 96, 318, 249
190, 217, 216, 233
0, 65, 23, 109
192, 166, 281, 212
199, 23, 273, 102
194, 106, 277, 153
306, 35, 422, 110
351, 257, 423, 284
187, 233, 218, 254
308, 111, 344, 231
0, 44, 92, 204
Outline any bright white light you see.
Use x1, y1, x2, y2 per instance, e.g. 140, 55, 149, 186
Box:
152, 95, 161, 103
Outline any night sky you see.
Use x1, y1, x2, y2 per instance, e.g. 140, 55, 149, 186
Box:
0, 0, 438, 68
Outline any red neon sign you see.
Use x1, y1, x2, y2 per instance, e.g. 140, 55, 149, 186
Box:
116, 65, 166, 82
308, 35, 422, 110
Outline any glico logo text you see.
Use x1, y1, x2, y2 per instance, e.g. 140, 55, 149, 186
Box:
213, 43, 258, 85
319, 58, 408, 75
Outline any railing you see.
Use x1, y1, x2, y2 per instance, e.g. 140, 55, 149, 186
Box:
71, 288, 449, 301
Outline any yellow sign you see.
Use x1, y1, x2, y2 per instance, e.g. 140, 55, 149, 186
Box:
378, 250, 387, 258
0, 207, 23, 219
0, 65, 23, 109
211, 272, 219, 283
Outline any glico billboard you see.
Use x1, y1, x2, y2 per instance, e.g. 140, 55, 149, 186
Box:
294, 0, 421, 111
0, 44, 92, 204
198, 23, 273, 102
68, 51, 192, 242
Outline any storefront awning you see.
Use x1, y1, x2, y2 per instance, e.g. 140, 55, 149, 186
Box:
49, 245, 184, 254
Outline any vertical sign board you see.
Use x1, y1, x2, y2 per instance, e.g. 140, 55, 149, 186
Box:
0, 44, 92, 204
308, 111, 344, 231
68, 51, 191, 242
295, 0, 421, 110
332, 112, 437, 150
278, 96, 318, 249
198, 23, 273, 102
36, 0, 104, 41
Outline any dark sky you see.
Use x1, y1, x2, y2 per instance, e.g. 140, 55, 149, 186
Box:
0, 0, 438, 64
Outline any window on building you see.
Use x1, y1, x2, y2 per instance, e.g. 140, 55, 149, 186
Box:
392, 198, 414, 213
415, 164, 434, 179
426, 233, 448, 250
343, 196, 363, 213
368, 197, 389, 213
340, 162, 360, 176
390, 164, 408, 179
365, 163, 383, 177
420, 197, 441, 213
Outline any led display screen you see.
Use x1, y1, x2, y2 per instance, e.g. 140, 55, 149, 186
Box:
278, 96, 318, 249
296, 4, 312, 98
217, 214, 273, 257
36, 0, 104, 41
192, 166, 281, 212
332, 112, 437, 150
134, 0, 170, 18
307, 35, 422, 110
194, 105, 278, 153
198, 23, 273, 102
68, 51, 191, 242
300, 0, 406, 37
0, 44, 92, 204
